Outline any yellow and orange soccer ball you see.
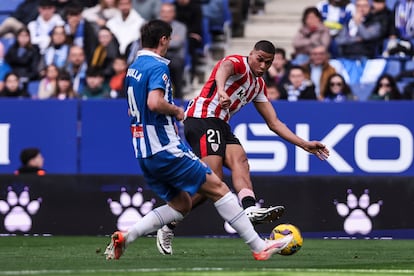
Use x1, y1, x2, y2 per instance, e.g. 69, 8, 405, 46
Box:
269, 224, 303, 256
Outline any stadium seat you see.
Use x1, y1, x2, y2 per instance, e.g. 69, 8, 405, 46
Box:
27, 80, 40, 97
0, 0, 24, 13
384, 59, 402, 77
404, 60, 414, 71
0, 37, 15, 52
386, 0, 397, 9
351, 82, 375, 101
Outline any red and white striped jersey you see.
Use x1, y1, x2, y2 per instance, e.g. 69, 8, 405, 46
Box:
185, 55, 269, 122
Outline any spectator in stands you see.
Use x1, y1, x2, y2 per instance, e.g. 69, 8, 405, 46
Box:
82, 0, 119, 34
90, 26, 120, 81
369, 73, 402, 100
109, 55, 127, 98
0, 72, 31, 98
279, 65, 317, 101
132, 0, 161, 21
14, 147, 45, 175
0, 0, 40, 38
382, 0, 414, 58
27, 0, 65, 55
159, 2, 187, 99
371, 0, 393, 49
263, 47, 290, 99
5, 27, 41, 86
52, 69, 78, 99
0, 41, 12, 92
369, 0, 394, 56
42, 25, 70, 69
323, 73, 355, 101
106, 0, 146, 55
174, 0, 204, 83
65, 45, 88, 93
63, 2, 98, 63
266, 83, 281, 101
80, 66, 111, 99
302, 45, 336, 100
335, 0, 388, 58
292, 6, 331, 65
37, 64, 59, 99
316, 0, 355, 57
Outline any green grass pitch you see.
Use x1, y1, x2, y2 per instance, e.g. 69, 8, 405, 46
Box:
0, 236, 413, 276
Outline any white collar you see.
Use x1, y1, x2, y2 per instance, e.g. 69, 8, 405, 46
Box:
136, 49, 170, 65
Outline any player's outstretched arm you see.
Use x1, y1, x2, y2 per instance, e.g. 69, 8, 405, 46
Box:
254, 101, 329, 160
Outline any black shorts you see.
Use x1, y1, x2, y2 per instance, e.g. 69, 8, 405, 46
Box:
184, 117, 241, 158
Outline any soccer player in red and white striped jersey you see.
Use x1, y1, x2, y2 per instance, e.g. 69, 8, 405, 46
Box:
157, 40, 329, 255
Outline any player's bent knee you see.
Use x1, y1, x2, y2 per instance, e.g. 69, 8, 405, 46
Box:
169, 191, 192, 215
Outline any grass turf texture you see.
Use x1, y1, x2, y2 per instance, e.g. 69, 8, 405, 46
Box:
0, 236, 413, 276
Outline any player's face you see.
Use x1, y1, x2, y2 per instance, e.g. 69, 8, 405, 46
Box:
249, 50, 274, 77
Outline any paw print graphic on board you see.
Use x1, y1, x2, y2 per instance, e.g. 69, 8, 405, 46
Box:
0, 186, 41, 232
334, 189, 382, 235
108, 187, 156, 231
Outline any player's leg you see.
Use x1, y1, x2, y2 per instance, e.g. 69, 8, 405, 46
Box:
198, 170, 292, 260
225, 143, 285, 224
105, 191, 191, 260
106, 149, 196, 260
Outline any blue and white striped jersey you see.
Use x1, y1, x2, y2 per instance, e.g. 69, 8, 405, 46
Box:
126, 50, 181, 159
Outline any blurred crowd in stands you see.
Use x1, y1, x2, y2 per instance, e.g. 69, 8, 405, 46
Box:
0, 0, 413, 101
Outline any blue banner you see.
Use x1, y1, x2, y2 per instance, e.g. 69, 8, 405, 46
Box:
0, 99, 78, 174
79, 100, 139, 174
230, 102, 414, 175
0, 100, 413, 175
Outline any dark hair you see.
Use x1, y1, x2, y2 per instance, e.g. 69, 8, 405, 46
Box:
98, 26, 113, 34
288, 64, 305, 74
371, 74, 401, 100
64, 2, 83, 16
274, 48, 286, 59
14, 27, 34, 49
140, 20, 172, 49
4, 72, 19, 81
57, 69, 72, 81
86, 66, 104, 77
323, 73, 352, 98
20, 148, 40, 165
39, 0, 55, 7
254, 40, 276, 55
302, 6, 323, 25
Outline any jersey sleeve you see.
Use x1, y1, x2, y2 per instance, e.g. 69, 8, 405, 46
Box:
148, 64, 170, 93
223, 55, 246, 75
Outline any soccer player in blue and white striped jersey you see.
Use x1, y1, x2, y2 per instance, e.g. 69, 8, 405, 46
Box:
104, 19, 292, 261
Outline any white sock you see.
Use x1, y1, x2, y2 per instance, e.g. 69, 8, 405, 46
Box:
214, 192, 265, 252
126, 204, 183, 244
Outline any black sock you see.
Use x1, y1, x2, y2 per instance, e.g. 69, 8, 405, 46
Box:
166, 221, 176, 230
241, 196, 256, 209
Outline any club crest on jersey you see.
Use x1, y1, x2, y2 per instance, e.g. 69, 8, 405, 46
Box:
211, 143, 219, 152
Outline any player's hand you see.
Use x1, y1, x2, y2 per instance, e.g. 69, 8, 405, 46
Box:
303, 141, 329, 160
219, 91, 231, 109
174, 106, 185, 121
